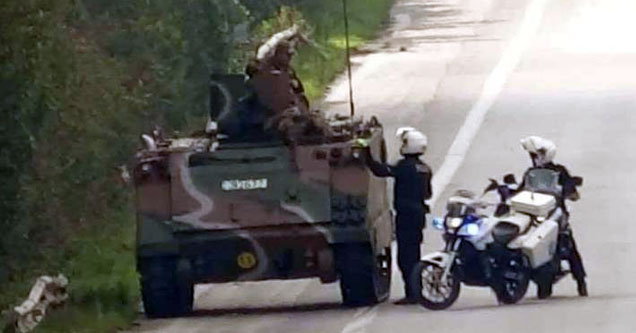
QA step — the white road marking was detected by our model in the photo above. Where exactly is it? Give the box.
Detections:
[340,0,550,332]
[341,307,379,333]
[429,0,550,207]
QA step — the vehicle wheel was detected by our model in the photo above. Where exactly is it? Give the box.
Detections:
[409,261,460,310]
[336,243,390,306]
[376,247,392,300]
[139,257,194,318]
[496,254,530,304]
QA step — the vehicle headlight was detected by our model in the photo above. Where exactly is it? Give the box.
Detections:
[465,223,480,236]
[446,217,463,229]
[141,163,152,173]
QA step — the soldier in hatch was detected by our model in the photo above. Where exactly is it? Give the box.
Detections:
[242,26,329,142]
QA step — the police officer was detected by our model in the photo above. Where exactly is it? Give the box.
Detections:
[519,136,588,297]
[363,127,433,304]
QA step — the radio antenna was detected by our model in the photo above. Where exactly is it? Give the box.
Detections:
[342,0,355,119]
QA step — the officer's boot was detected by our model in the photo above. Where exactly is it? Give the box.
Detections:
[577,279,588,297]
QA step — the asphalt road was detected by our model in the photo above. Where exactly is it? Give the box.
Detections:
[130,0,636,331]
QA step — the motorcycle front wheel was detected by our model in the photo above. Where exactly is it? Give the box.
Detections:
[409,261,460,310]
[495,254,531,304]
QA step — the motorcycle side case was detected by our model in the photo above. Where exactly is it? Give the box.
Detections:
[518,220,559,268]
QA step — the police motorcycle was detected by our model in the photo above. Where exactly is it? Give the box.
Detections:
[410,173,566,310]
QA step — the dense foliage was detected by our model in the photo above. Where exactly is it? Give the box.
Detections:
[0,0,392,330]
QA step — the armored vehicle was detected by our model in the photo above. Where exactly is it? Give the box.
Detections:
[134,73,393,318]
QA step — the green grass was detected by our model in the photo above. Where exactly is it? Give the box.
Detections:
[251,0,393,102]
[38,212,138,333]
[1,209,138,333]
[34,303,137,333]
[294,0,394,101]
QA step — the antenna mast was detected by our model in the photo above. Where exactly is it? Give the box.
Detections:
[342,0,355,119]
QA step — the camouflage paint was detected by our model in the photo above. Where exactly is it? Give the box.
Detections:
[134,78,391,283]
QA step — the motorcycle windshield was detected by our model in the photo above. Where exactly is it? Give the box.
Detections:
[523,169,561,196]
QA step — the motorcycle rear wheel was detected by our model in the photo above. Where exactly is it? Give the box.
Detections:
[409,261,460,310]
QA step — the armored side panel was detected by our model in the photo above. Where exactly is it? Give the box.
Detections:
[168,144,329,229]
[135,126,391,278]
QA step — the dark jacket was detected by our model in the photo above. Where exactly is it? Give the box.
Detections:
[365,151,433,214]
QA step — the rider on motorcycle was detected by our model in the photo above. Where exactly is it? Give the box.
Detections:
[519,136,588,297]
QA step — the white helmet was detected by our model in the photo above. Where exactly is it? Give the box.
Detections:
[520,136,556,167]
[396,127,428,155]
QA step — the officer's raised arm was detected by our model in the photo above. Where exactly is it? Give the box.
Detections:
[364,147,394,178]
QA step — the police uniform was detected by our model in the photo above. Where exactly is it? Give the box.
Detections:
[365,151,432,301]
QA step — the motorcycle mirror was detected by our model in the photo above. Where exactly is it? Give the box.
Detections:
[503,173,517,185]
[483,179,498,194]
[432,217,445,231]
[573,176,583,186]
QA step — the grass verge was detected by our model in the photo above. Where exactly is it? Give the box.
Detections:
[295,0,394,101]
[2,1,393,332]
[2,209,138,333]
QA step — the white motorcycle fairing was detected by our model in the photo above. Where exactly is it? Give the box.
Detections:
[420,251,452,268]
[468,214,530,251]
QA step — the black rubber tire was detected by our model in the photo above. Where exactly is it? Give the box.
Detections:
[336,243,390,307]
[139,257,194,318]
[409,261,460,310]
[377,247,392,301]
[496,254,530,304]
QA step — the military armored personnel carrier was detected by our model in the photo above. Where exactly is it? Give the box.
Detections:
[134,90,392,317]
[134,28,392,318]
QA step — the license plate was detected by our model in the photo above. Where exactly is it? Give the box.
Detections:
[221,178,268,191]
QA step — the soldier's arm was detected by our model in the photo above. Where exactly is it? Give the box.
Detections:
[256,25,300,60]
[364,149,394,177]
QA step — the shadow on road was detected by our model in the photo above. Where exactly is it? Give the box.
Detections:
[191,301,346,317]
[448,293,636,313]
